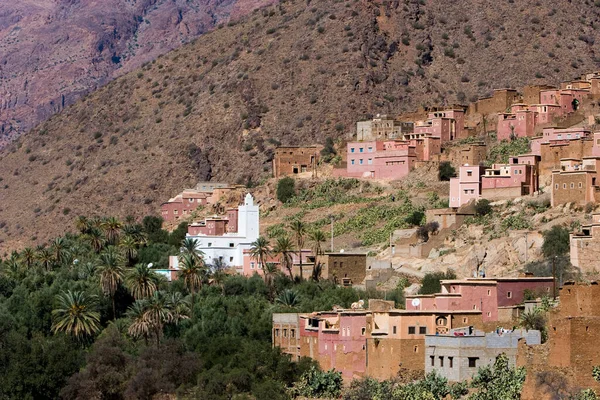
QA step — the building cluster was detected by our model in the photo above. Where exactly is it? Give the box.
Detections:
[273,276,552,381]
[160,182,237,222]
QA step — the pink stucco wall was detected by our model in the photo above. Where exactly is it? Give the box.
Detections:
[345,141,416,179]
[495,279,553,307]
[497,110,536,141]
[241,249,312,277]
[318,314,367,380]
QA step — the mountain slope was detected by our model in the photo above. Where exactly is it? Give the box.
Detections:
[3,0,600,251]
[0,0,276,147]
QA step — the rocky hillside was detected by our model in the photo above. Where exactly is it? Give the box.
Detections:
[4,0,600,250]
[0,0,276,146]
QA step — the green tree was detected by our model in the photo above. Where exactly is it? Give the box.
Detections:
[277,177,296,203]
[419,269,457,295]
[290,366,342,398]
[52,291,101,339]
[126,263,159,299]
[36,246,54,271]
[276,289,301,308]
[178,252,204,317]
[469,353,526,400]
[320,137,337,163]
[289,219,306,281]
[119,234,139,266]
[127,300,152,345]
[520,307,547,342]
[20,247,36,269]
[274,236,295,279]
[102,217,123,245]
[309,229,326,281]
[475,199,492,216]
[250,236,271,270]
[438,161,456,181]
[97,247,125,319]
[542,225,570,258]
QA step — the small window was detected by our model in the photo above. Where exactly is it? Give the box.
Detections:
[467,171,473,177]
[487,289,491,296]
[408,326,416,334]
[463,317,468,323]
[419,326,427,335]
[359,148,364,153]
[414,345,419,353]
[208,243,212,247]
[291,329,295,338]
[393,326,397,334]
[570,183,575,189]
[275,329,280,337]
[449,357,454,368]
[468,357,478,368]
[351,160,355,165]
[563,183,567,189]
[430,356,435,366]
[555,184,559,189]
[250,262,255,270]
[439,356,444,367]
[351,148,355,153]
[361,327,366,336]
[229,243,234,248]
[229,257,233,262]
[283,329,287,337]
[359,159,364,165]
[487,312,491,317]
[579,182,583,188]
[507,291,512,299]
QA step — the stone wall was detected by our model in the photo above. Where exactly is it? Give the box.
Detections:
[322,253,367,285]
[272,146,321,178]
[366,338,424,379]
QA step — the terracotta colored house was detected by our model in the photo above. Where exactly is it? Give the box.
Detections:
[272,146,322,178]
[160,182,233,222]
[356,115,414,141]
[405,277,554,322]
[570,213,600,270]
[241,249,313,278]
[410,109,465,143]
[496,109,536,141]
[449,165,487,208]
[551,157,600,207]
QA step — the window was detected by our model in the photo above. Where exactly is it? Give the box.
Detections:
[414,345,419,353]
[507,291,512,299]
[250,262,255,270]
[449,357,454,368]
[419,326,427,334]
[408,326,416,334]
[393,326,397,334]
[368,158,373,165]
[430,356,435,367]
[563,183,567,189]
[229,243,234,248]
[467,171,473,177]
[468,357,479,368]
[555,184,559,189]
[570,183,575,189]
[275,329,280,337]
[361,327,366,336]
[359,159,364,165]
[351,160,355,165]
[291,329,295,338]
[359,148,364,153]
[579,182,583,188]
[229,257,233,262]
[368,147,373,152]
[439,356,444,367]
[351,148,355,153]
[283,329,287,337]
[487,289,491,296]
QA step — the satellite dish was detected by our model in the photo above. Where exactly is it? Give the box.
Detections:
[411,298,421,308]
[148,263,154,268]
[340,249,345,253]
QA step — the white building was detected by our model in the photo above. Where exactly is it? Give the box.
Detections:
[169,193,259,270]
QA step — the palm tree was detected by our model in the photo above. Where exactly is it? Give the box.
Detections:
[276,289,301,308]
[250,236,271,270]
[127,300,152,345]
[273,236,295,279]
[123,224,147,245]
[520,308,546,332]
[36,246,54,271]
[125,263,159,299]
[145,291,171,347]
[167,292,191,325]
[119,235,139,266]
[102,217,123,245]
[75,216,91,235]
[51,237,71,267]
[309,229,326,281]
[289,219,306,281]
[86,227,106,253]
[51,290,101,339]
[20,247,36,269]
[97,247,125,319]
[178,252,204,317]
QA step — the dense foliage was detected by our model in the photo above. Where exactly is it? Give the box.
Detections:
[438,161,456,181]
[419,269,457,295]
[542,225,571,258]
[277,177,296,203]
[0,215,400,399]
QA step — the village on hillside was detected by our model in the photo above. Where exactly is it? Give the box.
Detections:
[156,70,600,397]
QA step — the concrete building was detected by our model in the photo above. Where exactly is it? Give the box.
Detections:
[551,157,600,207]
[160,182,233,222]
[273,146,322,178]
[449,165,487,208]
[570,213,600,270]
[169,193,259,270]
[410,109,466,143]
[426,328,541,382]
[406,277,554,322]
[356,115,414,141]
[241,249,313,278]
[273,313,302,361]
[497,109,537,141]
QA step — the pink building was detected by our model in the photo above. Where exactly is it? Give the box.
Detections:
[409,109,465,143]
[241,249,313,277]
[406,277,554,322]
[187,208,239,236]
[531,127,591,156]
[449,165,487,208]
[344,140,417,179]
[161,183,233,222]
[481,159,538,199]
[496,109,536,141]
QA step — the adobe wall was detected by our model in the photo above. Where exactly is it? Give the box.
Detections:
[551,173,591,206]
[471,91,520,116]
[570,236,600,270]
[365,338,425,380]
[481,187,522,201]
[539,139,593,179]
[273,147,321,178]
[322,254,367,285]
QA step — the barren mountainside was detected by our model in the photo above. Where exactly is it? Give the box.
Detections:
[0,0,276,146]
[4,0,600,251]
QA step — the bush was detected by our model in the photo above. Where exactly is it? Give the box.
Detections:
[290,366,342,398]
[438,162,456,181]
[475,199,492,216]
[542,225,570,258]
[419,269,457,295]
[321,137,337,162]
[277,177,296,203]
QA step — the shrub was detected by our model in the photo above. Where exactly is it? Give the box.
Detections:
[290,366,342,398]
[475,199,492,216]
[419,269,457,294]
[277,177,296,203]
[438,161,456,181]
[320,137,337,162]
[542,225,570,258]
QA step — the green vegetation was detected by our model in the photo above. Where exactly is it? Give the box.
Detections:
[475,199,492,216]
[277,177,296,203]
[419,269,457,295]
[542,225,570,258]
[0,214,406,399]
[486,138,531,165]
[438,161,456,181]
[320,137,337,163]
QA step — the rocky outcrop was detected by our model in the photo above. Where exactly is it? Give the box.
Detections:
[0,0,276,147]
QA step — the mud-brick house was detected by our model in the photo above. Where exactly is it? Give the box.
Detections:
[550,157,600,207]
[272,146,322,178]
[570,213,600,271]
